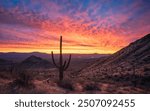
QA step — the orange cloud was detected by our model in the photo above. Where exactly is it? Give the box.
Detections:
[0,0,149,54]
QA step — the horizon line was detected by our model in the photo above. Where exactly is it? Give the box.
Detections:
[0,51,112,55]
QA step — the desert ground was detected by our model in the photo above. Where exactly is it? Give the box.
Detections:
[0,56,149,94]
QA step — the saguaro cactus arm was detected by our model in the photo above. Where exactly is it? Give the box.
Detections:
[51,51,59,68]
[63,60,67,68]
[63,54,71,71]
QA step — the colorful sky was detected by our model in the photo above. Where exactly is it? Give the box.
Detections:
[0,0,150,54]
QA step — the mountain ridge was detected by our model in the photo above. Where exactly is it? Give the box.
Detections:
[79,33,150,78]
[0,52,109,62]
[20,55,54,69]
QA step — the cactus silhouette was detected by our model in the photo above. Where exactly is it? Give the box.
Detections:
[51,36,71,81]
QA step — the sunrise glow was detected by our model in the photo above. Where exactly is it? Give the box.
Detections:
[0,0,150,54]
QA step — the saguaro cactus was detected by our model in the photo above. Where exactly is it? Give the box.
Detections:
[51,36,71,81]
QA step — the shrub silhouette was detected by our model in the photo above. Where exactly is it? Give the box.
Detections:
[10,67,33,89]
[84,82,100,91]
[57,80,74,91]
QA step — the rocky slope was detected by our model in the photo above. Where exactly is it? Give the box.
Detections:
[79,34,150,80]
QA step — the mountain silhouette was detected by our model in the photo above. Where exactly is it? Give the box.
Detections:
[0,58,13,71]
[103,33,150,65]
[20,55,53,69]
[0,58,12,65]
[79,34,150,77]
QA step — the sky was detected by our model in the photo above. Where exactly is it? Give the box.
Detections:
[0,0,150,54]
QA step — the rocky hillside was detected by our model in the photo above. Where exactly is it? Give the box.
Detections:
[79,34,150,79]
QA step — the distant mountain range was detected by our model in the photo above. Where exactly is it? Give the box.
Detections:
[0,52,109,62]
[0,52,51,62]
[79,33,150,77]
[0,55,54,70]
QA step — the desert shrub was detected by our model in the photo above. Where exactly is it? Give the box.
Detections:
[11,71,33,88]
[131,80,137,87]
[84,82,100,91]
[140,76,150,86]
[57,80,74,91]
[18,72,31,86]
[144,67,150,72]
[129,75,150,87]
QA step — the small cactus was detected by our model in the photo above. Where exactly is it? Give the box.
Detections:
[51,36,71,81]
